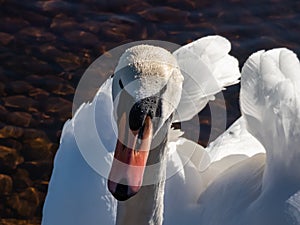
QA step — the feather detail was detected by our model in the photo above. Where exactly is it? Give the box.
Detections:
[241,48,300,190]
[173,35,240,122]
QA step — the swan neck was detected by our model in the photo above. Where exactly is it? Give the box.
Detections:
[116,130,168,225]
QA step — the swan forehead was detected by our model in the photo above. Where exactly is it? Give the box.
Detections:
[118,44,179,77]
[115,45,183,100]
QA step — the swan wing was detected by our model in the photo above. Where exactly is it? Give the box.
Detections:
[238,48,300,224]
[241,48,300,166]
[42,121,117,225]
[206,116,265,163]
[197,153,266,225]
[173,35,240,122]
[42,79,117,225]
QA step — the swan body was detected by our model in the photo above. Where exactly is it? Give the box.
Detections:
[42,37,300,225]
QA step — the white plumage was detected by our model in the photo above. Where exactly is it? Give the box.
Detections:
[196,48,300,225]
[42,38,300,225]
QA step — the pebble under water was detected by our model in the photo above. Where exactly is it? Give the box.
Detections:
[0,0,300,224]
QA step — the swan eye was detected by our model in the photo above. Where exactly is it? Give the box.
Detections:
[119,79,124,89]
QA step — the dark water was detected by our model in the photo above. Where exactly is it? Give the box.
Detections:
[0,0,299,223]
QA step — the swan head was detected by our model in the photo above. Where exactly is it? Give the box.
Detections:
[108,45,183,201]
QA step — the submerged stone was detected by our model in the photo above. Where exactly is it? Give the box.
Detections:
[6,187,40,218]
[0,145,23,171]
[0,174,13,196]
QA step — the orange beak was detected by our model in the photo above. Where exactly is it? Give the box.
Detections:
[108,114,153,201]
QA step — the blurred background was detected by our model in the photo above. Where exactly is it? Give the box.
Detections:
[0,0,299,224]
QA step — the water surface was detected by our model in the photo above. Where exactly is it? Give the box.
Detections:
[0,0,299,223]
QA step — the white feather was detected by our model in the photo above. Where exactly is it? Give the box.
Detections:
[173,35,240,122]
[206,117,265,163]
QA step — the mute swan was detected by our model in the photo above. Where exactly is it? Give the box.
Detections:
[42,37,300,225]
[42,35,240,225]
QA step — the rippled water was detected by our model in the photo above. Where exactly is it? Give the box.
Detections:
[0,0,299,222]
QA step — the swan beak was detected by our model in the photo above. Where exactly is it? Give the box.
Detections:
[108,115,153,201]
